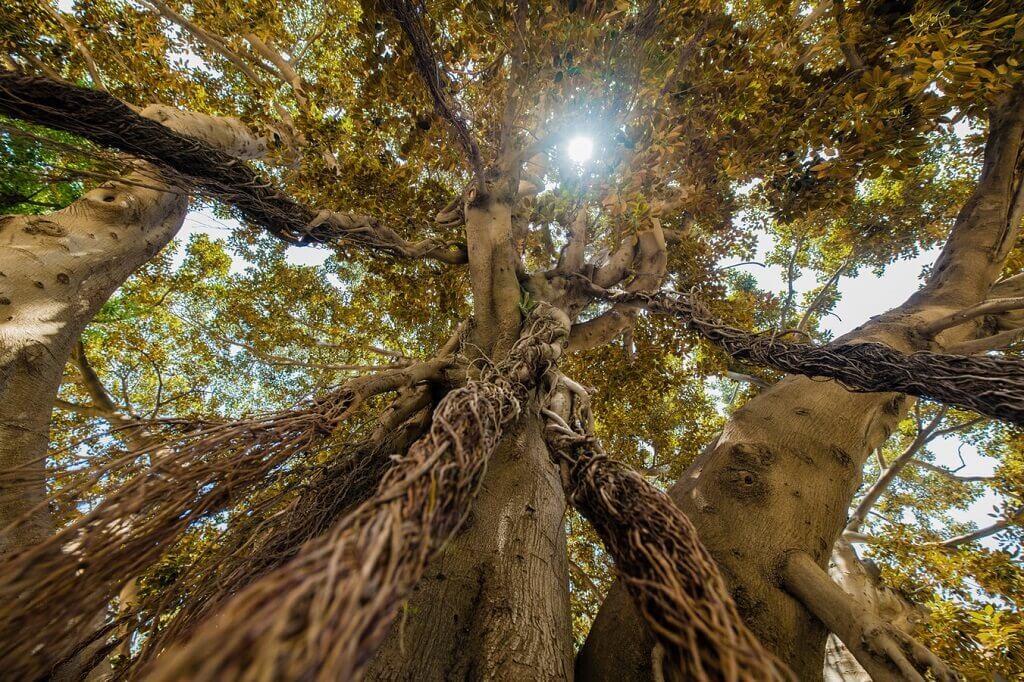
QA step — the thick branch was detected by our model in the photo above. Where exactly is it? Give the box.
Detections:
[542,396,793,681]
[911,85,1024,308]
[0,73,467,263]
[780,551,956,681]
[569,224,667,350]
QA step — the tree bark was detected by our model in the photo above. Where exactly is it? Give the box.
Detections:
[368,175,573,679]
[0,106,267,554]
[365,413,572,680]
[579,88,1024,680]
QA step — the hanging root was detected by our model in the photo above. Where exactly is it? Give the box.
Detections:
[127,390,437,673]
[576,279,1024,426]
[141,303,570,681]
[541,381,794,682]
[0,360,447,680]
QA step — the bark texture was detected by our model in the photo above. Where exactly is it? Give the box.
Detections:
[579,88,1024,680]
[366,413,572,681]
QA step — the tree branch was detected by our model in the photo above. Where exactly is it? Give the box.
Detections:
[910,459,994,483]
[573,279,1024,426]
[910,84,1024,309]
[141,0,265,88]
[0,73,468,264]
[846,406,948,532]
[934,516,1014,548]
[831,0,864,70]
[44,4,106,91]
[381,0,484,181]
[797,253,854,332]
[780,551,956,681]
[921,296,1024,336]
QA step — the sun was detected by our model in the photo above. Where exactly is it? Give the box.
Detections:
[567,135,594,164]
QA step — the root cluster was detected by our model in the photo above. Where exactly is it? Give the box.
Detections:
[139,304,569,681]
[543,402,795,681]
[0,363,443,679]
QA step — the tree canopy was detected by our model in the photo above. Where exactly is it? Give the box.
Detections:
[1,0,1023,679]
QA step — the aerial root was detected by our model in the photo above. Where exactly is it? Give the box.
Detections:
[542,380,795,682]
[0,360,447,680]
[576,278,1024,426]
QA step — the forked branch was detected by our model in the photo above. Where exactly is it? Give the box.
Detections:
[780,551,957,681]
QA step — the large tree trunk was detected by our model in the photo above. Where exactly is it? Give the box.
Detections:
[0,106,267,554]
[367,181,573,680]
[366,413,572,680]
[579,89,1024,680]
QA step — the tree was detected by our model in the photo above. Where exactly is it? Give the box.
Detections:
[0,0,1022,680]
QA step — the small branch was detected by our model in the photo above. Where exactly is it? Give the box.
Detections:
[797,254,853,332]
[381,0,484,181]
[243,33,308,110]
[44,4,106,91]
[725,370,770,389]
[934,517,1013,548]
[910,459,994,483]
[73,340,124,416]
[921,297,1024,336]
[568,559,603,596]
[142,0,265,88]
[777,235,806,331]
[54,399,124,422]
[846,406,948,531]
[841,530,877,545]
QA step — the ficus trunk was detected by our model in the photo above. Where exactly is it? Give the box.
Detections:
[366,413,573,680]
[578,88,1024,680]
[367,181,573,680]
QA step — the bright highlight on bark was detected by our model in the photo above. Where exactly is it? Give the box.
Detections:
[567,135,593,164]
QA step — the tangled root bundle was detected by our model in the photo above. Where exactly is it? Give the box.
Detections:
[130,403,434,671]
[591,285,1024,426]
[142,304,569,681]
[543,407,794,682]
[0,362,444,680]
